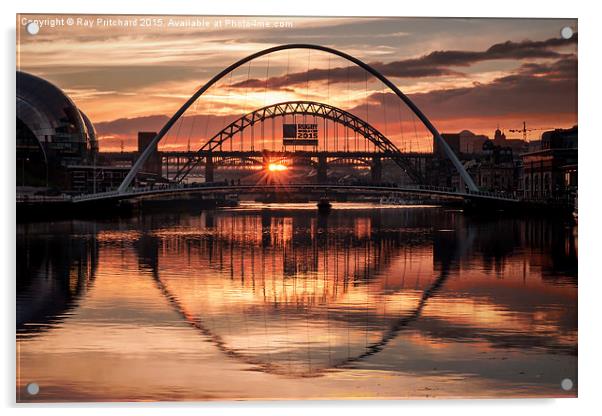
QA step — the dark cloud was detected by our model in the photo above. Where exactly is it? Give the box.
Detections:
[95,114,170,136]
[232,35,577,88]
[232,64,459,89]
[95,113,239,140]
[96,56,576,144]
[347,56,577,123]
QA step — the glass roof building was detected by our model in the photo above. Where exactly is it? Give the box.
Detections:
[17,71,97,186]
[16,71,98,188]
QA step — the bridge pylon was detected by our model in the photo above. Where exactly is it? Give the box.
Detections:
[371,156,382,184]
[205,154,214,183]
[317,155,328,184]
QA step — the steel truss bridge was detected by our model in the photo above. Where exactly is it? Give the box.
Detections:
[170,100,427,184]
[82,43,517,204]
[105,149,432,184]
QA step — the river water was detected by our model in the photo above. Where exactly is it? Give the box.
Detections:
[16,203,578,401]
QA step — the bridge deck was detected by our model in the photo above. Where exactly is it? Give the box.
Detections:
[72,183,519,204]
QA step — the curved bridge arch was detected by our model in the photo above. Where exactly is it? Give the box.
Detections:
[151,252,451,378]
[214,155,264,168]
[172,100,423,183]
[321,156,373,168]
[144,218,476,378]
[118,44,478,193]
[301,156,377,169]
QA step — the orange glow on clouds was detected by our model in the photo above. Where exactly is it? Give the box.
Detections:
[17,14,577,153]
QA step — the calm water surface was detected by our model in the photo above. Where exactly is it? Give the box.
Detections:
[16,203,578,401]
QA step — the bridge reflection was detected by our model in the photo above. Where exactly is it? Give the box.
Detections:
[17,207,578,379]
[133,208,576,376]
[134,209,452,376]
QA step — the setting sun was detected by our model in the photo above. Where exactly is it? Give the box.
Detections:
[15,12,579,403]
[267,163,288,172]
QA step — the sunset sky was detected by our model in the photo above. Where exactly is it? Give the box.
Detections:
[17,15,577,152]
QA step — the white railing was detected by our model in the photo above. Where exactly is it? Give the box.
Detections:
[16,194,73,203]
[72,190,120,202]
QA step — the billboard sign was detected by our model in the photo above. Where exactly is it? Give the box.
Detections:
[283,123,318,146]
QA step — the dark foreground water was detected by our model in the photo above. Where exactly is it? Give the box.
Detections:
[16,203,577,401]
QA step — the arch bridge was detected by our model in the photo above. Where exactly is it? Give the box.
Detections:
[117,43,479,195]
[171,100,426,185]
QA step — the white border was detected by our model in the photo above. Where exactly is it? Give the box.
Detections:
[2,0,599,414]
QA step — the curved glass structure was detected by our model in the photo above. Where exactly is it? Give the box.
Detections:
[17,71,96,166]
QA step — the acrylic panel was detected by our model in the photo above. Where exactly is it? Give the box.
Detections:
[16,14,578,402]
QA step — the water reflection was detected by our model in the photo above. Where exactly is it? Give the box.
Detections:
[16,205,578,400]
[17,221,98,338]
[146,210,456,376]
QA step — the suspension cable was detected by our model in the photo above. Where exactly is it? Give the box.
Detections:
[263,54,271,152]
[346,65,350,152]
[186,97,199,154]
[240,61,252,152]
[382,86,388,138]
[411,110,419,153]
[396,91,404,152]
[283,50,291,152]
[326,55,331,151]
[171,109,185,150]
[364,71,369,152]
[305,49,311,101]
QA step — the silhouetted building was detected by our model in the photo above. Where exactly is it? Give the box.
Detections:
[541,127,578,150]
[468,141,517,193]
[67,165,130,194]
[520,126,577,202]
[459,130,489,154]
[429,133,462,189]
[431,129,522,192]
[137,131,162,176]
[435,133,461,157]
[493,127,529,155]
[527,140,542,153]
[493,127,506,143]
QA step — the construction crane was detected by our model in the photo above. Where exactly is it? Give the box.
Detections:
[509,121,552,141]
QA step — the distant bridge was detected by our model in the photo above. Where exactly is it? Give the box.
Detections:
[72,182,518,204]
[103,149,433,184]
[79,44,521,205]
[170,100,427,184]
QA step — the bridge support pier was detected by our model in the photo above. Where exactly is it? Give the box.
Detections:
[317,155,328,184]
[205,154,214,183]
[371,156,382,184]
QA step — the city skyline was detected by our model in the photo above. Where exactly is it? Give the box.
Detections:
[18,15,577,152]
[16,13,579,402]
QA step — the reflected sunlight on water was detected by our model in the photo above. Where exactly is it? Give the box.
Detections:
[16,204,577,401]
